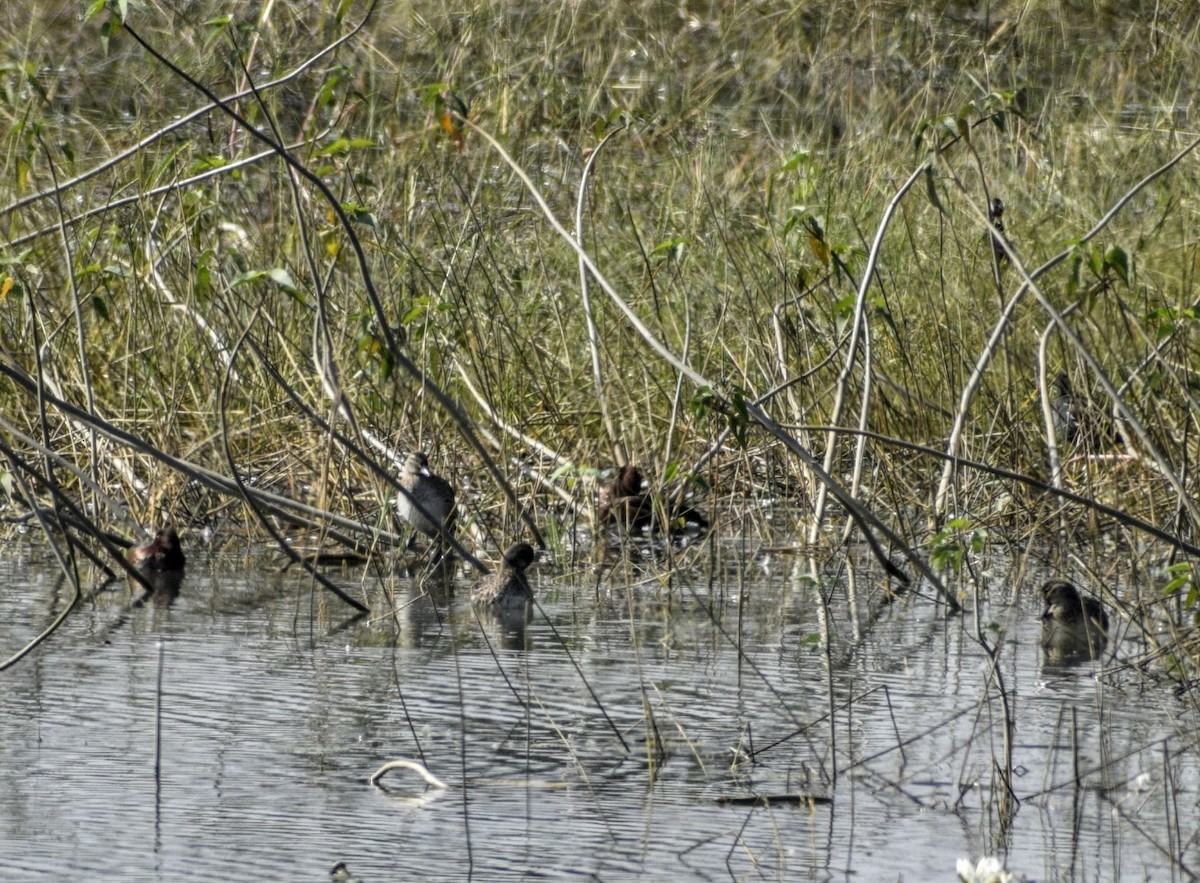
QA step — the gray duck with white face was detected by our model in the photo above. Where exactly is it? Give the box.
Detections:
[1041,578,1109,662]
[471,542,536,612]
[395,452,456,550]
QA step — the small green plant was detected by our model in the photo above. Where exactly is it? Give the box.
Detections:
[1066,240,1131,300]
[913,90,1020,153]
[1165,562,1199,622]
[691,386,750,448]
[931,517,987,577]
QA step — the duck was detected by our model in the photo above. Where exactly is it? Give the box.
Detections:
[1048,373,1121,449]
[598,464,709,534]
[329,862,362,883]
[395,452,457,556]
[1050,372,1080,443]
[471,542,536,612]
[1040,578,1108,662]
[127,526,185,572]
[598,464,653,531]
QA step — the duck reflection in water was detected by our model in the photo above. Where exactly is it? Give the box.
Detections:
[1041,578,1108,664]
[471,542,536,623]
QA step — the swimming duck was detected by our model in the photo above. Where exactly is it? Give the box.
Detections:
[471,542,536,612]
[395,452,457,556]
[1040,578,1108,662]
[127,526,185,572]
[330,861,362,883]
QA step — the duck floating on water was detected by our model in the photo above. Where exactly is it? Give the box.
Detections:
[127,526,185,572]
[1040,578,1108,663]
[471,542,536,615]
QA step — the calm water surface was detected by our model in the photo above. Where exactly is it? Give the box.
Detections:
[1,539,1195,881]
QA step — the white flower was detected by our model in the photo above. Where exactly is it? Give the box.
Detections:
[957,856,1013,883]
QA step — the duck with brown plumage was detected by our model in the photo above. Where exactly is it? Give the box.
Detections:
[471,542,537,624]
[1040,578,1109,664]
[597,465,709,537]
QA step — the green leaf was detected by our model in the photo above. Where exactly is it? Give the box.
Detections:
[83,0,107,23]
[651,236,686,259]
[318,137,377,158]
[316,68,348,108]
[924,164,945,214]
[99,16,120,54]
[1105,245,1130,285]
[832,293,856,324]
[189,155,227,174]
[1164,562,1196,601]
[912,118,931,152]
[690,387,714,422]
[319,138,351,157]
[194,257,212,301]
[779,148,813,173]
[203,15,231,47]
[268,267,298,294]
[727,386,750,448]
[341,203,378,228]
[91,294,110,320]
[1066,254,1082,297]
[231,269,268,287]
[931,517,980,575]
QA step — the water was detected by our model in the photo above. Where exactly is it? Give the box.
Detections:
[1,540,1196,881]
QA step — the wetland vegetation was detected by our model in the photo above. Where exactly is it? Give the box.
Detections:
[2,0,1200,878]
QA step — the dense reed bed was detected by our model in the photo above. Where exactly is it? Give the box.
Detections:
[1,2,1198,671]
